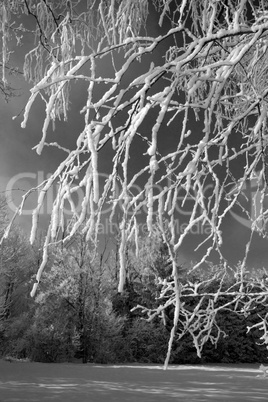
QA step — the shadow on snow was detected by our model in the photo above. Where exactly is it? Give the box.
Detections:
[0,361,267,401]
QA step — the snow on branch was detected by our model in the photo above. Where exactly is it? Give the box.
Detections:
[3,0,268,367]
[132,262,268,368]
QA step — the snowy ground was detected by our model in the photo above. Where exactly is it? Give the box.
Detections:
[0,360,267,401]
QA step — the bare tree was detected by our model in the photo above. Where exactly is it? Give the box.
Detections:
[2,0,268,367]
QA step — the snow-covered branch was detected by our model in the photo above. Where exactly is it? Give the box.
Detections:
[3,0,268,367]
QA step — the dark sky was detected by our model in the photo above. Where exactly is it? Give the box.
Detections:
[1,7,268,271]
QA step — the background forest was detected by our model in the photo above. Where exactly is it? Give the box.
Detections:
[1,196,268,365]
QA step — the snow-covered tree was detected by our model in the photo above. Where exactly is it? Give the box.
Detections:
[31,232,122,363]
[2,0,268,367]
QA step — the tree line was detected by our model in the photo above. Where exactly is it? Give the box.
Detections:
[0,199,268,365]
